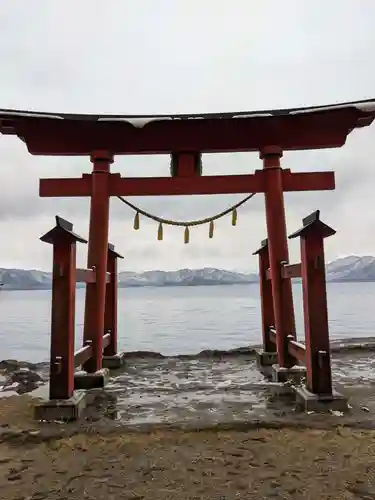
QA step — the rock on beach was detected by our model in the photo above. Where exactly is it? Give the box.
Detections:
[0,360,45,395]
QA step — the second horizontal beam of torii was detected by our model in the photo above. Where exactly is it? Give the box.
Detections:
[39,169,334,197]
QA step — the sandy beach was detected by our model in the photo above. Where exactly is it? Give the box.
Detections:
[0,394,375,499]
[1,424,375,499]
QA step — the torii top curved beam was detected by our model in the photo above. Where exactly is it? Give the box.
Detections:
[0,99,374,156]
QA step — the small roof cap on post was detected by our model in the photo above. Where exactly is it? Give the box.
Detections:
[40,215,87,245]
[108,242,124,259]
[288,210,336,240]
[252,238,269,255]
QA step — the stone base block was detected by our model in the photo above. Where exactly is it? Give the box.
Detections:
[255,350,278,377]
[272,364,306,385]
[102,352,126,370]
[294,385,348,413]
[34,390,87,422]
[74,368,110,390]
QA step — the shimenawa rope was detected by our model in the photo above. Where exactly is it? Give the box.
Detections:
[117,193,256,243]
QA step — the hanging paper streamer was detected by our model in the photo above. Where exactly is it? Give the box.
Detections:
[184,226,190,244]
[157,222,163,241]
[232,208,237,226]
[134,211,140,230]
[209,220,214,239]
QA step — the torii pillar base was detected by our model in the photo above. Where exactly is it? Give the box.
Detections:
[102,352,127,370]
[34,390,88,422]
[255,349,277,377]
[294,386,348,413]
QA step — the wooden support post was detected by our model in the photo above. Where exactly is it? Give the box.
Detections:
[261,146,297,368]
[40,216,87,400]
[253,239,275,352]
[289,210,336,395]
[83,151,113,373]
[281,263,301,279]
[103,243,124,357]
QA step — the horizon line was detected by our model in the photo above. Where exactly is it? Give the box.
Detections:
[1,254,375,275]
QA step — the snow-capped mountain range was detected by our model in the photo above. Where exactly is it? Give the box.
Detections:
[0,256,374,290]
[326,255,375,282]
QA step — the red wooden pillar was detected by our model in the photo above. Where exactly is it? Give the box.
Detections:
[83,151,113,373]
[289,210,335,395]
[253,238,275,352]
[261,146,297,367]
[40,216,87,399]
[103,243,124,357]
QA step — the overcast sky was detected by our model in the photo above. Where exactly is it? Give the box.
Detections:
[0,0,375,272]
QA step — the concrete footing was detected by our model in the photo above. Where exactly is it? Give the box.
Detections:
[34,390,88,422]
[255,350,278,377]
[294,385,348,413]
[74,368,110,390]
[272,364,307,384]
[102,352,126,370]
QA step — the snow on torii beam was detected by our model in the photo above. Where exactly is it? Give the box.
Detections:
[1,98,375,155]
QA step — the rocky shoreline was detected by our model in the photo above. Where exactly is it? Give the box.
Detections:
[0,360,48,395]
[1,337,375,396]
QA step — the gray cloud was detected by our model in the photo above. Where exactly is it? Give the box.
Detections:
[0,1,375,272]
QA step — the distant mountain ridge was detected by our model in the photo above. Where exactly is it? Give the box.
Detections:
[0,255,374,290]
[326,255,375,282]
[118,268,257,287]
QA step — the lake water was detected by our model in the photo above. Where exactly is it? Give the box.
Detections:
[0,282,374,363]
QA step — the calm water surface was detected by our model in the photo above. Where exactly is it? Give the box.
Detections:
[0,282,374,363]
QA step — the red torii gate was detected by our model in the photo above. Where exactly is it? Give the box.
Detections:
[39,147,336,373]
[1,99,375,417]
